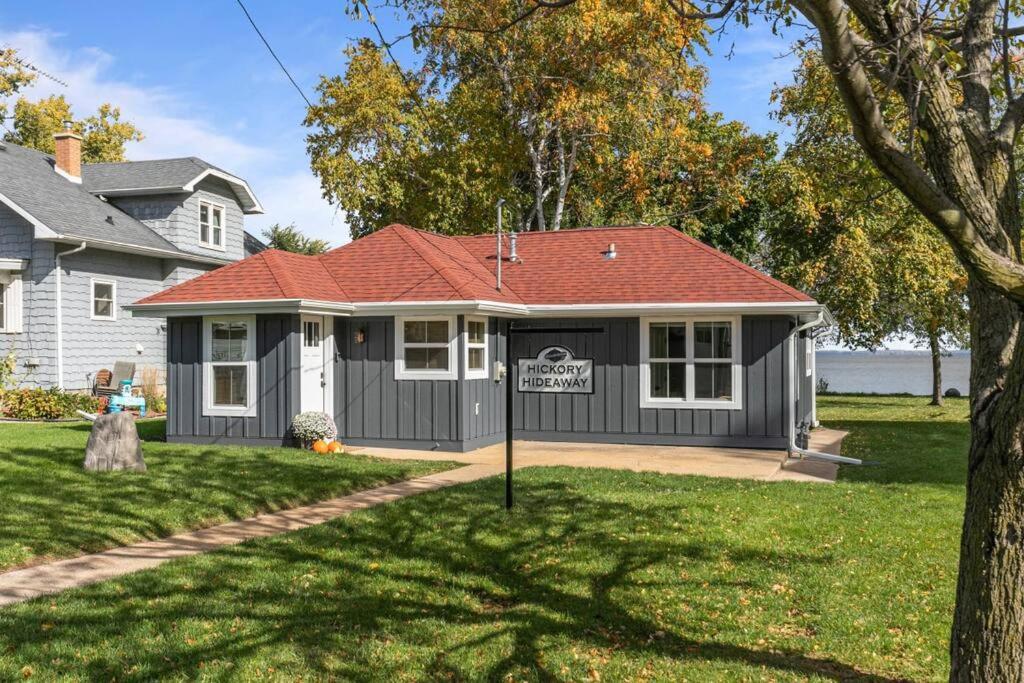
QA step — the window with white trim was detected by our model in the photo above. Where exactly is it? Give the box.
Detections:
[198,200,225,249]
[640,317,742,410]
[395,316,456,380]
[203,316,257,416]
[91,279,117,321]
[0,269,23,334]
[465,316,488,379]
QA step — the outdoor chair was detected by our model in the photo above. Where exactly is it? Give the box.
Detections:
[94,362,136,397]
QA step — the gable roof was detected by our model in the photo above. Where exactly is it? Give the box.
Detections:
[134,224,816,312]
[81,157,264,214]
[0,142,205,258]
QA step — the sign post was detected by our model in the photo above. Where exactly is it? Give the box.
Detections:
[504,322,603,510]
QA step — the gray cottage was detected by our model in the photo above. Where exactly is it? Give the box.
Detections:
[130,224,830,453]
[0,131,265,390]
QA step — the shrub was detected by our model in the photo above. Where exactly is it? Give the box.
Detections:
[816,376,831,395]
[140,366,167,414]
[0,388,100,420]
[291,411,337,447]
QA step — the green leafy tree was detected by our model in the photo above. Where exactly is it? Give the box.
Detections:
[758,51,969,404]
[3,95,143,163]
[527,0,1024,673]
[307,4,771,242]
[261,223,330,255]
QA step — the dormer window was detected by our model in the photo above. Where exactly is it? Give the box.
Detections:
[198,200,225,250]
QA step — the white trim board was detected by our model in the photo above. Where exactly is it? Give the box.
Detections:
[129,298,831,321]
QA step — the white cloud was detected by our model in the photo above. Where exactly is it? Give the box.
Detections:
[0,29,267,167]
[0,28,348,245]
[246,172,351,247]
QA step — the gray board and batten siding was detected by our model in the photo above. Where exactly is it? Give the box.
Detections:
[507,317,804,449]
[332,316,507,451]
[165,315,300,446]
[165,313,810,451]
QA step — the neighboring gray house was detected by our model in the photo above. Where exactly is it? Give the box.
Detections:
[0,130,266,391]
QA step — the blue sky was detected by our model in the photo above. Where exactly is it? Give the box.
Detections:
[0,1,803,248]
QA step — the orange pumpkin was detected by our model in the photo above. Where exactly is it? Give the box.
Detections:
[328,441,343,454]
[312,440,330,454]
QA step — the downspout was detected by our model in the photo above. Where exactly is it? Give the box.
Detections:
[786,311,864,466]
[55,241,87,390]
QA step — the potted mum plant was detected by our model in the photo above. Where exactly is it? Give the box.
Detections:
[290,411,338,451]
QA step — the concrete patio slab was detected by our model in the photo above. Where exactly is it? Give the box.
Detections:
[350,428,847,484]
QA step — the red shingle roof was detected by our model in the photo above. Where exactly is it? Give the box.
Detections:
[135,224,813,307]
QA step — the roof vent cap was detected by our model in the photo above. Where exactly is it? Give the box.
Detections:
[604,242,617,260]
[105,215,115,225]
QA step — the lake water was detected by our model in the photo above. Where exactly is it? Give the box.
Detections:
[816,350,970,396]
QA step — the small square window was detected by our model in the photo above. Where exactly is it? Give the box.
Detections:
[213,365,248,406]
[396,317,456,380]
[91,281,116,321]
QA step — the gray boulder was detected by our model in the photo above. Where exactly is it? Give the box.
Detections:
[83,412,147,473]
[945,387,962,398]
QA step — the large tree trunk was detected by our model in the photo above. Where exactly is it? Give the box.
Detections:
[949,282,1024,680]
[929,328,944,406]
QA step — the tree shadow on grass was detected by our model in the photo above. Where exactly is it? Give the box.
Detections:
[1,474,909,681]
[0,429,443,570]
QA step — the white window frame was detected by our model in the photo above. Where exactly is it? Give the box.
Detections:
[90,278,117,322]
[640,316,743,410]
[0,269,24,334]
[395,315,457,381]
[202,315,258,417]
[198,200,227,251]
[464,316,489,380]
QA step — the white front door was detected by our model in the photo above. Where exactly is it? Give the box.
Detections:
[301,315,328,413]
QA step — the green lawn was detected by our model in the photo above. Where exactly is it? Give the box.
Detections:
[0,419,452,571]
[0,397,968,681]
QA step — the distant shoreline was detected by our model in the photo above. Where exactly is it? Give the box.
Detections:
[816,350,970,394]
[818,349,970,355]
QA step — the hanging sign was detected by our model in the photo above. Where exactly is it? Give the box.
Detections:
[517,346,594,394]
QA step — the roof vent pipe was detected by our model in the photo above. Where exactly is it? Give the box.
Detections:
[509,231,518,262]
[496,198,505,291]
[604,242,617,260]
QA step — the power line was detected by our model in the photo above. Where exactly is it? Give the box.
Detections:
[1,46,69,87]
[234,0,313,108]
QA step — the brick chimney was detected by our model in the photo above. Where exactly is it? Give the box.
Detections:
[53,121,82,182]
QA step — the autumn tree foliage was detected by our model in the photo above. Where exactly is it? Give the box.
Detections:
[0,48,142,163]
[525,0,1024,677]
[764,52,968,403]
[305,1,773,240]
[4,96,143,164]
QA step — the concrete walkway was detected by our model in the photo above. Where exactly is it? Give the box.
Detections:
[0,463,499,608]
[349,428,848,484]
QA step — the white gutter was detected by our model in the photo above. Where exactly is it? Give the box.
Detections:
[127,298,357,318]
[127,298,830,319]
[785,312,863,465]
[55,241,87,390]
[46,236,231,266]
